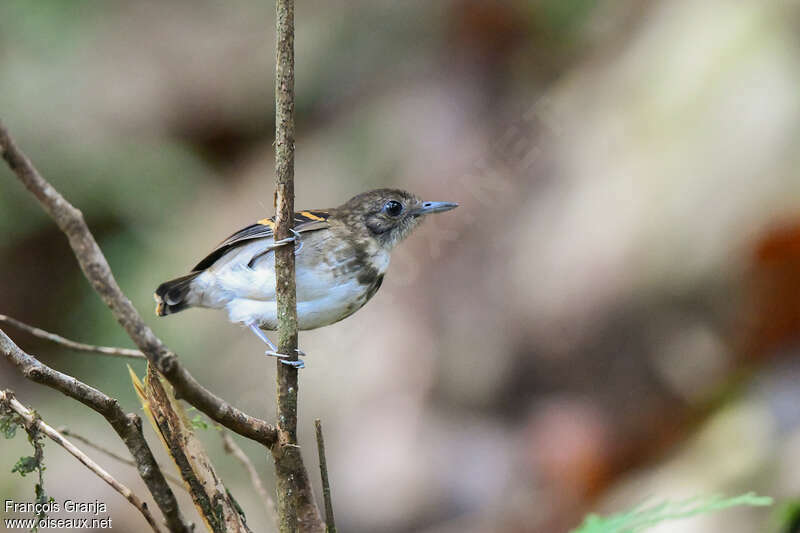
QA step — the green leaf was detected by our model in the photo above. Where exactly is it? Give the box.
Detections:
[571,493,773,533]
[775,500,800,532]
[1,413,19,438]
[2,403,50,532]
[12,456,39,477]
[190,414,209,430]
[34,483,47,503]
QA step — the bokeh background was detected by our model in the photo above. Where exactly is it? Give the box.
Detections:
[2,1,800,531]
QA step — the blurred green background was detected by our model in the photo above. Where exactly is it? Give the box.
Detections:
[2,1,800,532]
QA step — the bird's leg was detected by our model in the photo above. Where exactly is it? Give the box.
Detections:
[247,323,306,368]
[249,229,304,268]
[248,323,278,351]
[253,227,303,367]
[271,234,294,247]
[272,228,303,254]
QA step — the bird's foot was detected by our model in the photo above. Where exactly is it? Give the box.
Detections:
[280,358,305,368]
[265,348,306,368]
[248,323,306,367]
[273,228,303,254]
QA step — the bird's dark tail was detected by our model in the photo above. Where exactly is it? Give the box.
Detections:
[154,272,201,316]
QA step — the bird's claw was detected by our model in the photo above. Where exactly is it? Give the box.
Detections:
[265,350,306,368]
[272,235,295,246]
[273,228,303,254]
[264,349,306,357]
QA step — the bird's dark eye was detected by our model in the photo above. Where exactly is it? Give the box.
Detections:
[383,200,403,217]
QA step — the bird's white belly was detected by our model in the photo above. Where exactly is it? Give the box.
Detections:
[194,236,388,330]
[224,276,375,330]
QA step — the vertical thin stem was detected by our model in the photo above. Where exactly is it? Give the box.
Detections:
[273,1,323,532]
[274,0,299,419]
[315,419,336,533]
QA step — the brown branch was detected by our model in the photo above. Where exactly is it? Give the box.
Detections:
[0,390,161,533]
[272,1,325,531]
[59,427,187,489]
[0,329,192,533]
[135,365,250,533]
[0,120,278,448]
[0,314,145,359]
[222,432,278,530]
[315,419,336,533]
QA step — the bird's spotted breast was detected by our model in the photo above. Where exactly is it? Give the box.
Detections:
[353,242,383,287]
[270,232,390,330]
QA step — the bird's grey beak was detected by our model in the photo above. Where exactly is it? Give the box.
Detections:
[413,201,459,216]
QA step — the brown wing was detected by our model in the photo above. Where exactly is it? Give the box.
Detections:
[191,210,331,271]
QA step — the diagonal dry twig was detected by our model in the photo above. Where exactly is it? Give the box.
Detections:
[0,329,192,533]
[0,120,278,448]
[0,314,145,359]
[134,365,251,533]
[222,431,278,530]
[0,390,161,533]
[59,427,187,489]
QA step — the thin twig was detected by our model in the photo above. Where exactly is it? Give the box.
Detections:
[272,1,325,531]
[0,314,144,359]
[222,432,278,530]
[0,328,192,533]
[0,120,278,448]
[59,427,187,489]
[315,419,336,533]
[0,390,162,533]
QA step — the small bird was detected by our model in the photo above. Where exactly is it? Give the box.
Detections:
[154,189,457,367]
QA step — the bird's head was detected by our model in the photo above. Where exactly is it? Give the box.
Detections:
[339,188,458,249]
